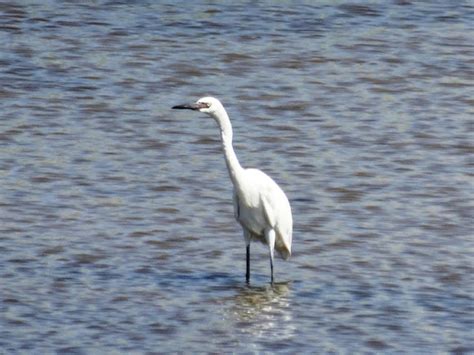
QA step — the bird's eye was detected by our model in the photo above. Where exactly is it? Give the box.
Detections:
[198,102,211,109]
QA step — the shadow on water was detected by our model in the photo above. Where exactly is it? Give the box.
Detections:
[158,270,242,290]
[158,269,291,294]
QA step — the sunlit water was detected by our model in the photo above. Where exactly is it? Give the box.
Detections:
[1,1,473,353]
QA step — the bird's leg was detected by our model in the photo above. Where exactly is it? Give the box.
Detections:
[246,244,250,283]
[265,228,276,284]
[270,253,274,284]
[243,230,251,283]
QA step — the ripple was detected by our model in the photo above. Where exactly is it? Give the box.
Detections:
[0,1,472,353]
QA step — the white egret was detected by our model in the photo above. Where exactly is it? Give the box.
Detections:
[172,97,292,283]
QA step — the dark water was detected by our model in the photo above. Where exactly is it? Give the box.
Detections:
[1,1,473,353]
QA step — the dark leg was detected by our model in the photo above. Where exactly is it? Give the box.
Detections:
[270,255,274,285]
[246,245,250,283]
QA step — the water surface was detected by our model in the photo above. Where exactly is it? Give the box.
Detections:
[1,1,473,353]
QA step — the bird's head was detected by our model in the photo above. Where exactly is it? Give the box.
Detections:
[172,96,224,117]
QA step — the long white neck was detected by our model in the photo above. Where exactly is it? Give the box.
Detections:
[211,108,244,185]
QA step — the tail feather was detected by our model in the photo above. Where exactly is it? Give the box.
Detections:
[275,232,292,260]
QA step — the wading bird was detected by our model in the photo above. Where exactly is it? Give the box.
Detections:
[172,97,292,283]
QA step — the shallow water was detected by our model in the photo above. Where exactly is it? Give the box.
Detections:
[1,1,473,353]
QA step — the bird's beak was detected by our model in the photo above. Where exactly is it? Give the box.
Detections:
[172,102,208,110]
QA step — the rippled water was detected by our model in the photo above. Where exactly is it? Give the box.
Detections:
[1,1,473,353]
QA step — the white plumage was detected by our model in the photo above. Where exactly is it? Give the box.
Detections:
[173,97,293,283]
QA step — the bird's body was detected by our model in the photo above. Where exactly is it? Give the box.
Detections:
[233,168,292,260]
[172,97,292,283]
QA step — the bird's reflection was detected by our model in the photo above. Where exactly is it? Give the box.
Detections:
[228,281,295,340]
[233,282,290,316]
